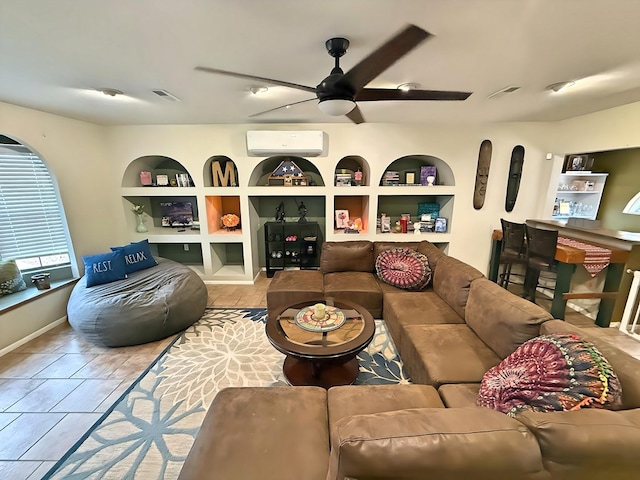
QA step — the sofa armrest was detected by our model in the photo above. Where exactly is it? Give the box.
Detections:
[516,408,640,480]
[327,407,549,480]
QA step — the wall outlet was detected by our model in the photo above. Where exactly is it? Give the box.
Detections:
[183,244,189,251]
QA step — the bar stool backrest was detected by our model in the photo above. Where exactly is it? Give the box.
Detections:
[525,225,558,270]
[500,219,526,256]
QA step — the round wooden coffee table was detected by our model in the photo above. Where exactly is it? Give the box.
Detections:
[266,299,375,389]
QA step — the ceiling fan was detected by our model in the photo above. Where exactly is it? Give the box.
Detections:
[195,24,472,124]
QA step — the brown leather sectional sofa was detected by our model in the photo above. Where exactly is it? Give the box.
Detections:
[178,240,640,480]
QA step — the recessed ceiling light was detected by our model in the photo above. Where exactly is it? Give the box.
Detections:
[487,86,521,99]
[397,82,421,92]
[545,81,575,93]
[152,89,182,102]
[249,86,269,95]
[96,88,123,97]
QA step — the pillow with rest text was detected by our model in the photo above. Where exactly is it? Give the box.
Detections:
[110,239,158,274]
[82,250,127,287]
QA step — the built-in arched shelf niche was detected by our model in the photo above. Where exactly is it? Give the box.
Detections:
[334,155,370,186]
[249,156,325,187]
[121,155,195,187]
[379,155,455,187]
[204,155,239,187]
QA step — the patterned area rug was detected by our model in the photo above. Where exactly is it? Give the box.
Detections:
[43,308,408,479]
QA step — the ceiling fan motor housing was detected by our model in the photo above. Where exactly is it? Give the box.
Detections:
[316,73,354,101]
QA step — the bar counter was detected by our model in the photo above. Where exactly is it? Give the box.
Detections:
[490,219,640,326]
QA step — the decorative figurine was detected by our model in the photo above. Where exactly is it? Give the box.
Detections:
[297,202,308,223]
[275,201,286,223]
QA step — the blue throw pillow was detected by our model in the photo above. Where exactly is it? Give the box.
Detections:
[83,250,127,287]
[110,239,158,274]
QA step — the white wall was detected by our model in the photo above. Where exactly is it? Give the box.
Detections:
[107,121,554,273]
[0,102,119,351]
[3,98,640,350]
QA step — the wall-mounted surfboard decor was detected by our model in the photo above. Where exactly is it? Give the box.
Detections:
[505,145,525,212]
[473,139,492,210]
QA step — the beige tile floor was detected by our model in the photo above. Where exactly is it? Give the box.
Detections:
[0,271,638,479]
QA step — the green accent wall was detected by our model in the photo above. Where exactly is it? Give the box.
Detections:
[593,148,640,232]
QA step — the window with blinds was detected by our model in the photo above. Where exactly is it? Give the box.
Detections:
[0,142,72,274]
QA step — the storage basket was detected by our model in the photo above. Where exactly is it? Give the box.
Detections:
[417,202,440,218]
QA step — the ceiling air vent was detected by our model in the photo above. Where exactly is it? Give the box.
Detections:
[487,86,520,99]
[152,90,181,102]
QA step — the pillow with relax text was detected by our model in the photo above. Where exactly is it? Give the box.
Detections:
[82,250,127,287]
[477,333,622,417]
[0,259,27,296]
[375,247,432,291]
[111,239,158,274]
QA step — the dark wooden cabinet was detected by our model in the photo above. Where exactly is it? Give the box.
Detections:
[264,222,321,277]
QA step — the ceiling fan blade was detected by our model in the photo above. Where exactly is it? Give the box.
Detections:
[356,88,472,102]
[339,24,432,93]
[346,104,365,124]
[248,98,317,118]
[195,66,316,93]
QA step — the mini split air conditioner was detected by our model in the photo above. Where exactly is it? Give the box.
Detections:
[246,131,325,157]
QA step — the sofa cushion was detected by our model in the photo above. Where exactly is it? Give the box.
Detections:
[266,270,324,319]
[178,387,329,480]
[438,383,481,408]
[327,407,548,480]
[465,277,552,358]
[327,384,444,443]
[542,320,640,410]
[517,408,640,480]
[373,241,421,259]
[477,334,623,416]
[416,240,447,270]
[375,247,432,291]
[432,255,484,319]
[324,272,382,318]
[320,241,374,273]
[400,324,501,386]
[383,291,464,351]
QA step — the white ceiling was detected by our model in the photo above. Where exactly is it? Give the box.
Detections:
[3,0,640,126]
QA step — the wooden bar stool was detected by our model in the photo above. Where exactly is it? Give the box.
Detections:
[523,225,559,303]
[498,219,527,289]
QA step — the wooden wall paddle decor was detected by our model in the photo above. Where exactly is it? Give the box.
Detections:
[473,139,492,210]
[505,145,525,212]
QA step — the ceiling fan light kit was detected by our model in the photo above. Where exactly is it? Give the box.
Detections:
[196,24,472,123]
[318,98,356,116]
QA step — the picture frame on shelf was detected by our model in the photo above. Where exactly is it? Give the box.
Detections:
[420,166,437,186]
[563,155,594,172]
[160,201,194,228]
[403,170,417,185]
[156,174,169,186]
[434,217,447,232]
[335,209,349,229]
[140,171,152,186]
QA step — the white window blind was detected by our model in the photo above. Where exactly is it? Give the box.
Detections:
[0,146,70,264]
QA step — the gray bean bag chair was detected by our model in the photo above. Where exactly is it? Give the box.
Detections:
[68,257,207,347]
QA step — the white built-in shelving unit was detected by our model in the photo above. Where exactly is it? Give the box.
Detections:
[120,153,455,283]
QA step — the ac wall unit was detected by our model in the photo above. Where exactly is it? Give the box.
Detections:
[246,131,325,157]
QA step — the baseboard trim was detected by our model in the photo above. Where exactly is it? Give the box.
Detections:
[0,316,68,357]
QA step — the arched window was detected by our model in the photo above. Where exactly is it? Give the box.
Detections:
[0,135,73,282]
[623,192,640,215]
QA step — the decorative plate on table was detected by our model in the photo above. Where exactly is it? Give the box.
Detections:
[295,305,346,332]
